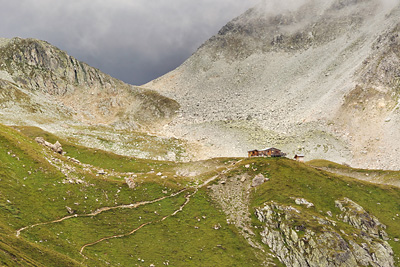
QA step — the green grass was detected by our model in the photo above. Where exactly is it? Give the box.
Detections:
[14,126,227,176]
[308,159,400,185]
[235,157,400,264]
[83,189,262,266]
[14,125,169,173]
[0,124,260,266]
[2,124,400,266]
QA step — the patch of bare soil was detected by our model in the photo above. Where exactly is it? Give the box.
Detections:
[209,173,276,266]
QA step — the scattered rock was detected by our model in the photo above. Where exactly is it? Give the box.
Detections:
[35,137,63,154]
[294,198,314,208]
[68,157,81,164]
[125,177,136,189]
[65,206,74,214]
[252,174,267,187]
[213,223,221,230]
[97,170,106,175]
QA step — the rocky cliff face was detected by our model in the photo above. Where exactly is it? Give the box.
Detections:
[255,198,394,266]
[145,0,400,170]
[0,37,179,130]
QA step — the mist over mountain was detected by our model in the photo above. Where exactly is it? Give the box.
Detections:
[0,0,261,85]
[146,0,400,170]
[1,1,400,266]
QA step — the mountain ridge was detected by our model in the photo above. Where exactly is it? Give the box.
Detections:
[0,37,194,161]
[145,0,400,170]
[0,37,179,131]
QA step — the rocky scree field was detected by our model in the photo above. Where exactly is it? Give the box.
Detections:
[145,0,400,170]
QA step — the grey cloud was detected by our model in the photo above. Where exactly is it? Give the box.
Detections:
[7,0,396,85]
[0,0,262,84]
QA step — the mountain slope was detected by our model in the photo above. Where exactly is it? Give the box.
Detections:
[0,37,192,161]
[145,0,400,170]
[1,123,399,266]
[0,37,179,131]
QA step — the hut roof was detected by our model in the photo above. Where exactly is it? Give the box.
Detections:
[262,147,281,151]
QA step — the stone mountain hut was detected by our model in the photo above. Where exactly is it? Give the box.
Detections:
[248,147,286,158]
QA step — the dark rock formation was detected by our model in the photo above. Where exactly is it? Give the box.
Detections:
[255,198,394,266]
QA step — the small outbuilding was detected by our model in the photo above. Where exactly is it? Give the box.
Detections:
[294,154,305,162]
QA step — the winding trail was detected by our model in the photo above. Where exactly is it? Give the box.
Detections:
[16,188,187,237]
[79,189,197,256]
[79,159,243,256]
[16,158,244,259]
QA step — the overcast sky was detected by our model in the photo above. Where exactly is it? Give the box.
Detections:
[0,0,261,85]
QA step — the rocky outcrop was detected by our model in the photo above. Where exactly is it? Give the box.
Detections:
[35,137,63,154]
[0,37,179,130]
[255,198,394,266]
[335,198,389,240]
[125,177,136,189]
[251,173,269,187]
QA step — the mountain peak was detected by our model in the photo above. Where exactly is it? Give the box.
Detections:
[145,0,400,170]
[0,37,179,131]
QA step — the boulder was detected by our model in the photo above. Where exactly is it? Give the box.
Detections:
[252,174,267,187]
[35,137,63,154]
[125,177,136,189]
[294,198,314,208]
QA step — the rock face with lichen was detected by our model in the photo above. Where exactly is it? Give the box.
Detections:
[255,198,394,267]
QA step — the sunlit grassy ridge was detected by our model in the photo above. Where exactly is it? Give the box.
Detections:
[0,124,262,266]
[1,124,400,266]
[308,159,400,186]
[242,158,400,264]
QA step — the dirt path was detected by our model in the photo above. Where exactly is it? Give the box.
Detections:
[80,189,197,256]
[199,159,244,187]
[17,159,244,259]
[80,160,243,256]
[314,166,400,188]
[16,188,187,237]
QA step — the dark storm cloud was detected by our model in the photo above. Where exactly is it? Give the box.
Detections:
[1,0,398,85]
[0,0,261,85]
